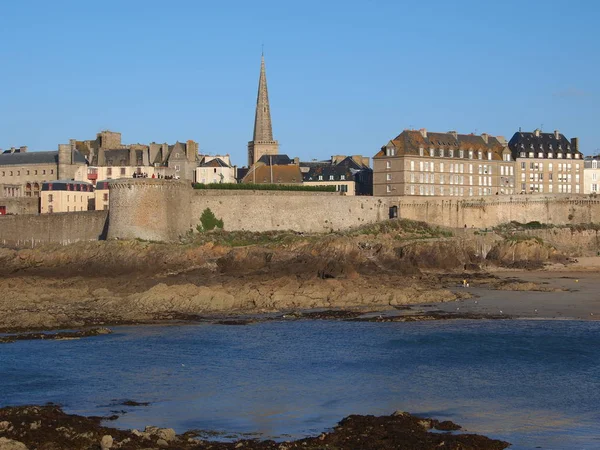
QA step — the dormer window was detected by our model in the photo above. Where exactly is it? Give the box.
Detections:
[487,151,492,161]
[386,146,395,156]
[478,151,482,160]
[575,154,580,159]
[528,152,534,158]
[429,148,435,157]
[549,144,553,151]
[520,152,526,158]
[440,149,444,158]
[459,150,464,158]
[538,152,544,158]
[419,148,424,157]
[329,175,335,180]
[558,153,563,159]
[548,153,553,158]
[567,153,572,159]
[468,150,473,159]
[593,161,598,169]
[449,149,454,158]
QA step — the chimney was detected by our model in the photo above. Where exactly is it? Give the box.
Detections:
[554,130,560,139]
[293,157,300,165]
[534,129,541,137]
[481,133,489,144]
[19,146,28,153]
[571,137,579,153]
[448,130,458,140]
[69,139,77,151]
[419,128,427,138]
[10,147,16,154]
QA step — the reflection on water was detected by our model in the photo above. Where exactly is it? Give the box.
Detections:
[2,320,600,448]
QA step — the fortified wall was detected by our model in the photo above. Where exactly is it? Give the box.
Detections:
[107,180,388,241]
[391,196,600,229]
[0,210,108,247]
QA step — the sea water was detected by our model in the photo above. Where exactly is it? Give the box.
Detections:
[2,319,599,449]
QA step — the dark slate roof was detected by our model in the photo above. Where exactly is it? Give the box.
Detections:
[199,158,231,168]
[103,149,131,166]
[375,130,506,160]
[236,167,249,182]
[256,154,292,166]
[0,150,87,166]
[95,180,111,190]
[508,131,580,159]
[300,156,372,182]
[41,180,94,191]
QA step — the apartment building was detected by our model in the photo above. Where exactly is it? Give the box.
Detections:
[508,130,583,194]
[195,155,237,184]
[40,180,95,213]
[582,156,600,194]
[373,129,514,197]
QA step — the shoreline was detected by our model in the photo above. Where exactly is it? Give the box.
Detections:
[0,405,510,450]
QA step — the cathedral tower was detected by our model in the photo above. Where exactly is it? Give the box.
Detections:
[247,54,279,167]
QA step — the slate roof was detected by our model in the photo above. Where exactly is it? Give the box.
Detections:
[41,180,94,191]
[199,158,231,168]
[508,131,581,159]
[95,180,111,190]
[374,130,506,160]
[0,150,87,166]
[256,154,292,166]
[103,149,131,166]
[301,156,370,182]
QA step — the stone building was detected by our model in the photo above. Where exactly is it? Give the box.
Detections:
[40,180,95,213]
[195,155,237,184]
[300,155,373,195]
[247,55,279,167]
[584,156,600,194]
[508,129,583,194]
[0,144,87,200]
[373,129,514,197]
[78,130,197,183]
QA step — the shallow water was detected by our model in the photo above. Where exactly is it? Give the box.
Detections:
[2,319,600,448]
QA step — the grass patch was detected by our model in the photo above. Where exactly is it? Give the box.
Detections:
[345,219,453,239]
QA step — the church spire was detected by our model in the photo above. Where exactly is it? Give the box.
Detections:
[247,53,279,167]
[252,54,274,142]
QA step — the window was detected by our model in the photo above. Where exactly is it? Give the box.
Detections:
[575,154,580,159]
[593,184,598,192]
[107,168,112,176]
[103,193,109,201]
[593,161,598,169]
[67,206,70,212]
[34,170,38,175]
[48,194,53,202]
[386,173,391,181]
[386,185,391,193]
[43,170,46,175]
[419,148,424,157]
[329,175,334,180]
[558,153,563,159]
[340,175,345,180]
[459,150,464,158]
[318,175,323,180]
[386,161,391,169]
[429,149,435,157]
[469,150,473,159]
[174,165,180,171]
[410,185,415,195]
[449,150,454,158]
[440,149,444,158]
[410,160,414,171]
[487,151,492,161]
[567,153,572,159]
[538,152,543,158]
[548,153,553,158]
[120,168,126,175]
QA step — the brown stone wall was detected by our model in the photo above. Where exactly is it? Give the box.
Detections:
[107,179,192,241]
[0,210,108,248]
[0,197,39,215]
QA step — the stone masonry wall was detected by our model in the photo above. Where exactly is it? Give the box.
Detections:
[0,197,39,215]
[390,195,600,229]
[190,190,387,233]
[0,210,108,248]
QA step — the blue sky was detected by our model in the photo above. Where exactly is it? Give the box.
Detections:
[1,0,598,164]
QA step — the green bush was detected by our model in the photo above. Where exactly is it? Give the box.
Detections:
[192,183,336,192]
[197,208,224,232]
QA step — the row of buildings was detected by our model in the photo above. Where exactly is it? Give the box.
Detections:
[0,54,597,216]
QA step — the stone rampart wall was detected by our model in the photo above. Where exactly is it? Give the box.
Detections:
[190,190,386,233]
[389,195,600,229]
[0,210,108,248]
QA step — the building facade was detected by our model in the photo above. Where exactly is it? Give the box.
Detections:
[40,180,95,213]
[583,156,600,194]
[78,130,197,184]
[300,155,373,195]
[373,129,514,197]
[0,143,88,209]
[247,55,279,167]
[195,155,237,184]
[508,129,583,194]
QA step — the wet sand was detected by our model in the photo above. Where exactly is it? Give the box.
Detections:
[427,269,600,320]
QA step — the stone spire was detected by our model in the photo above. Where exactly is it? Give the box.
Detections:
[248,54,279,167]
[253,54,274,142]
